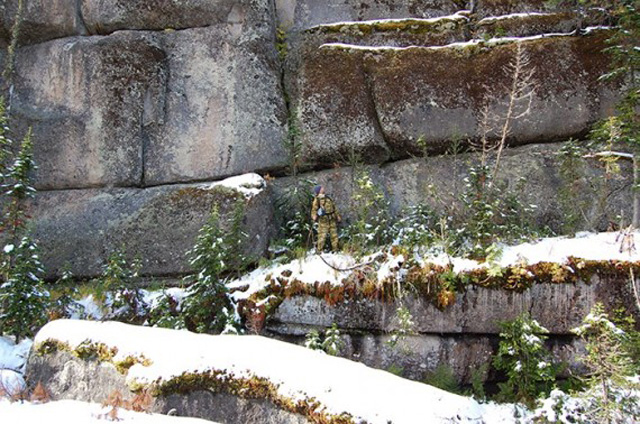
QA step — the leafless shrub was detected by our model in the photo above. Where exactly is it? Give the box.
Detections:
[472,42,537,178]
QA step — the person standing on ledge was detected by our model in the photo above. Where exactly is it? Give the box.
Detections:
[311,185,341,252]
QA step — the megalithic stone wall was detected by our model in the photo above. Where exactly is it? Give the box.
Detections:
[0,0,631,278]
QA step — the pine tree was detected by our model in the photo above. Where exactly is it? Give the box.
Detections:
[181,206,234,334]
[321,323,344,356]
[492,313,556,405]
[0,237,48,341]
[101,249,147,323]
[0,112,49,341]
[572,303,639,423]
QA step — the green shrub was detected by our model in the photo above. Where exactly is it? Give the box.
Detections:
[343,170,391,255]
[571,303,640,423]
[424,364,462,395]
[100,248,148,324]
[0,100,50,341]
[492,313,556,405]
[181,206,235,334]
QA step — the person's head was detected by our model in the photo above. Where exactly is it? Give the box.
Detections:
[314,185,324,196]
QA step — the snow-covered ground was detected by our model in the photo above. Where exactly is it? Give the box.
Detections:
[0,398,216,424]
[230,230,640,302]
[1,230,638,423]
[19,320,521,423]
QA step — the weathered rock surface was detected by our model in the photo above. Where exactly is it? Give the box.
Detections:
[273,143,633,233]
[288,31,619,167]
[158,392,311,424]
[475,12,580,39]
[27,349,310,424]
[473,0,553,18]
[12,32,166,190]
[268,276,626,336]
[10,11,286,189]
[81,0,274,37]
[143,25,287,186]
[30,177,275,279]
[27,349,131,403]
[270,332,584,383]
[276,0,459,30]
[266,272,633,382]
[0,0,85,46]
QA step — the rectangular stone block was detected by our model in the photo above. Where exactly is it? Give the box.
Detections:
[12,32,166,190]
[30,175,274,278]
[143,25,288,185]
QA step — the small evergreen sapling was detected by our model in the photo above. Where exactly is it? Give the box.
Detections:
[304,324,344,356]
[571,303,640,423]
[492,313,556,405]
[49,267,85,320]
[100,249,148,323]
[345,170,391,253]
[181,205,234,334]
[0,120,50,341]
[274,179,315,252]
[387,305,416,350]
[0,237,48,341]
[321,323,344,356]
[304,329,323,351]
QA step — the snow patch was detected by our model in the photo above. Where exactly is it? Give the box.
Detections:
[206,173,266,198]
[308,10,470,31]
[478,12,557,25]
[0,399,218,424]
[0,336,32,373]
[33,320,519,424]
[0,370,25,396]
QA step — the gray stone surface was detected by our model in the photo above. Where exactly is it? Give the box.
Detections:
[0,0,84,46]
[267,331,585,383]
[158,392,311,424]
[27,349,131,403]
[276,0,459,30]
[286,29,619,169]
[475,12,580,39]
[0,0,276,44]
[366,32,619,158]
[27,349,310,423]
[12,32,166,190]
[268,276,626,336]
[272,142,633,234]
[473,0,554,18]
[143,25,287,185]
[10,20,286,189]
[287,47,390,167]
[80,0,273,36]
[30,180,275,279]
[265,273,625,382]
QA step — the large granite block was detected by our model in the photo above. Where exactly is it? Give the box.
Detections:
[143,25,288,185]
[12,32,166,190]
[30,175,274,278]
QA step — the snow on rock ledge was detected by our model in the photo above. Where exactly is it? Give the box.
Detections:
[29,320,518,423]
[206,173,267,199]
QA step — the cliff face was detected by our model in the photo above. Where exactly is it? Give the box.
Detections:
[0,0,630,278]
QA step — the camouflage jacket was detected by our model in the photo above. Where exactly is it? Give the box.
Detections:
[311,194,340,222]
